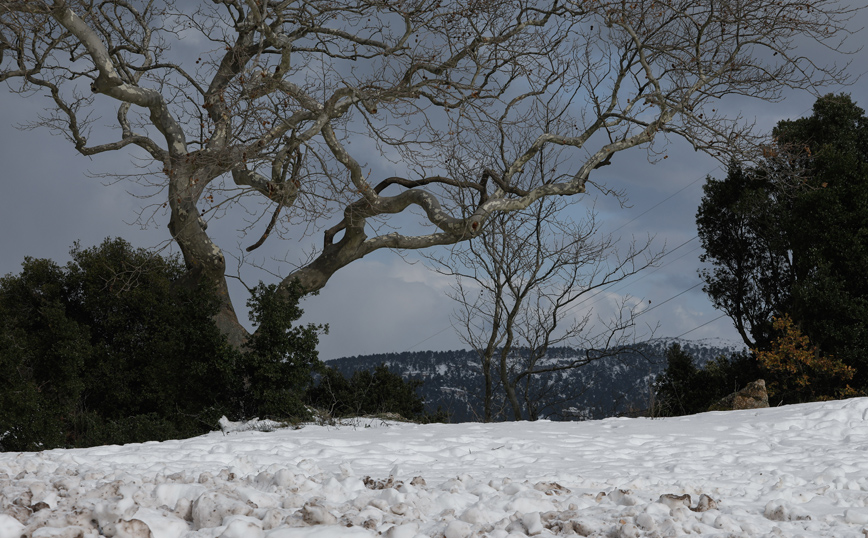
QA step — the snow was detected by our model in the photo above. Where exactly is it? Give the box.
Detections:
[4,399,868,537]
[649,336,748,356]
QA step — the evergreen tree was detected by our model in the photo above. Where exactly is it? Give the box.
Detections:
[238,281,325,419]
[654,344,760,416]
[697,94,868,395]
[696,164,793,350]
[652,344,701,416]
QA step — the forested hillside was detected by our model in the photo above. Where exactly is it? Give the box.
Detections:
[328,338,743,422]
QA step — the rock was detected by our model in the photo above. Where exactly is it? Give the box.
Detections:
[692,494,719,512]
[300,503,337,525]
[709,379,769,411]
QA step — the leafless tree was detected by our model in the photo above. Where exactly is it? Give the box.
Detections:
[429,193,660,421]
[0,0,859,346]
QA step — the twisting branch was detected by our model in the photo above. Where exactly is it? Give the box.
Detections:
[429,194,662,421]
[0,0,860,347]
[246,147,303,252]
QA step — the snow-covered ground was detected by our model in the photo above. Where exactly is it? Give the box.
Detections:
[3,399,868,538]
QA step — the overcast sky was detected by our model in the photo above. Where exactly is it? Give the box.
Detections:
[2,6,867,361]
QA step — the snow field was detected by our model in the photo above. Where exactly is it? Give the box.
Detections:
[3,398,868,537]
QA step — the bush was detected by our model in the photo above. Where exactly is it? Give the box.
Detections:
[755,314,857,403]
[307,364,446,422]
[0,257,90,450]
[653,344,760,416]
[0,238,324,450]
[66,240,238,446]
[233,282,326,420]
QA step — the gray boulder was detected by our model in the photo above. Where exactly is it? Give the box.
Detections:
[709,379,769,411]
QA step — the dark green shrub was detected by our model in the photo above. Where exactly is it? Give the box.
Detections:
[0,239,324,450]
[307,366,356,416]
[234,282,325,420]
[307,364,446,422]
[0,239,236,449]
[349,365,425,418]
[67,240,238,445]
[653,343,760,416]
[0,258,88,450]
[0,257,96,450]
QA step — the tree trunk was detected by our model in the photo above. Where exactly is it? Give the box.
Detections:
[168,165,250,349]
[172,246,248,349]
[482,353,493,422]
[500,349,523,421]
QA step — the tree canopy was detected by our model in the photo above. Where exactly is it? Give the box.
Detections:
[698,94,868,393]
[1,0,859,344]
[0,239,233,449]
[0,239,323,450]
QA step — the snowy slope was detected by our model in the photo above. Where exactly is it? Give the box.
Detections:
[3,398,868,537]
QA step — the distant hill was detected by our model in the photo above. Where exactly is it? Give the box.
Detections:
[326,338,746,422]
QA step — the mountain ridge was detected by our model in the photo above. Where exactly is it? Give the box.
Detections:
[326,337,747,422]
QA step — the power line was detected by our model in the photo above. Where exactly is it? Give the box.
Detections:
[609,165,720,234]
[675,314,728,339]
[639,281,703,316]
[558,235,699,317]
[406,324,455,352]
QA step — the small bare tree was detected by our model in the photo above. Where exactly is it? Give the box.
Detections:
[430,192,660,421]
[0,0,859,346]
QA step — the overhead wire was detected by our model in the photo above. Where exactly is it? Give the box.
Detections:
[639,281,703,316]
[557,235,699,318]
[675,314,728,339]
[404,240,706,352]
[405,325,456,352]
[609,173,711,234]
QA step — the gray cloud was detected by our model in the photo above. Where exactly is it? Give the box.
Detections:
[3,7,867,359]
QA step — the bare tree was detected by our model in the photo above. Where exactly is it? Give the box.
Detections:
[430,194,660,421]
[0,0,858,346]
